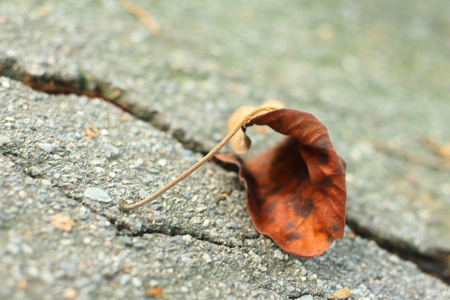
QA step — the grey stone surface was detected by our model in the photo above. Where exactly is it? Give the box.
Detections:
[84,188,112,203]
[1,0,450,297]
[0,77,258,247]
[1,77,449,299]
[1,0,449,264]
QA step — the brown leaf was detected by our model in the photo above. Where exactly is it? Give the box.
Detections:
[422,136,450,160]
[213,108,346,257]
[17,276,27,290]
[84,125,101,138]
[49,213,74,232]
[117,0,162,36]
[328,287,351,299]
[227,105,256,154]
[438,144,450,159]
[148,287,163,297]
[253,100,286,134]
[215,193,229,198]
[227,101,286,153]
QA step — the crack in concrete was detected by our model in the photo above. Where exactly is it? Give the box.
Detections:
[0,57,206,153]
[2,151,240,253]
[1,59,449,285]
[114,222,239,249]
[0,57,133,115]
[0,156,311,298]
[348,219,450,284]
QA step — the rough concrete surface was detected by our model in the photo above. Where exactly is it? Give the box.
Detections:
[1,0,450,299]
[1,0,449,263]
[1,77,449,300]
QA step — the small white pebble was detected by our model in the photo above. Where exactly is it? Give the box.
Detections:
[1,80,11,88]
[18,190,28,199]
[201,253,213,263]
[195,206,207,213]
[131,277,142,287]
[273,249,284,260]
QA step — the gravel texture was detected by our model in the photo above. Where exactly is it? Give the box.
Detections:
[1,0,450,297]
[1,77,449,299]
[1,0,449,265]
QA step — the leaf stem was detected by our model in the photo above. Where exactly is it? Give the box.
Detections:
[118,106,278,211]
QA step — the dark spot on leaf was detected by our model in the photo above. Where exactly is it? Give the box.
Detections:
[330,223,342,233]
[316,176,332,187]
[251,206,260,218]
[314,134,330,150]
[318,153,329,165]
[285,231,302,241]
[264,199,278,214]
[285,223,295,230]
[336,157,347,175]
[327,233,334,244]
[293,198,313,217]
[255,196,266,206]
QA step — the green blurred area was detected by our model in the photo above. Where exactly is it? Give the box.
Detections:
[149,0,450,144]
[157,0,450,95]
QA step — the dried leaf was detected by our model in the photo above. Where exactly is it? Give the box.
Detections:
[227,101,285,153]
[227,106,255,154]
[49,213,74,232]
[148,287,163,297]
[84,125,101,138]
[374,140,450,171]
[214,108,346,257]
[17,276,27,290]
[422,136,450,160]
[123,264,132,274]
[438,144,450,159]
[254,100,286,134]
[215,193,229,198]
[328,287,351,299]
[117,0,162,36]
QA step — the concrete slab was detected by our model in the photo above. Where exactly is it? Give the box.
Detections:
[1,0,450,290]
[1,1,449,265]
[1,78,449,299]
